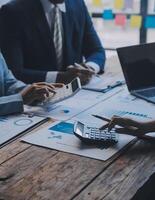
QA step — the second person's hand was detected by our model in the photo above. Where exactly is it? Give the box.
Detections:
[108,115,155,136]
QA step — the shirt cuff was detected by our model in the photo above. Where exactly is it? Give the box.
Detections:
[46,72,58,83]
[85,62,100,73]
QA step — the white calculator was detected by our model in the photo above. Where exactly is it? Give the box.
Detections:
[46,77,81,104]
[74,121,118,144]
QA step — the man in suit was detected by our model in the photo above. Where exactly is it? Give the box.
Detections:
[0,0,105,84]
[0,52,60,116]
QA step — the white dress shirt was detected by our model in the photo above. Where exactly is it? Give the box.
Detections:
[40,0,100,83]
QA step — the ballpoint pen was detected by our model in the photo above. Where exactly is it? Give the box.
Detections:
[74,63,100,77]
[83,80,125,92]
[92,114,110,122]
[101,80,125,93]
[92,114,155,142]
[74,63,84,70]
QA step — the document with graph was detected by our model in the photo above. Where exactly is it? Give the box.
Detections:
[0,114,47,146]
[22,120,135,161]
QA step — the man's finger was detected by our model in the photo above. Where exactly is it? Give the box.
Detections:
[74,63,86,70]
[74,63,95,75]
[52,83,64,88]
[81,63,96,73]
[35,87,56,97]
[31,94,47,103]
[80,68,95,75]
[35,86,56,95]
[67,65,75,70]
[75,63,95,74]
[68,66,94,77]
[108,120,117,132]
[108,116,129,131]
[34,82,56,90]
[108,116,142,131]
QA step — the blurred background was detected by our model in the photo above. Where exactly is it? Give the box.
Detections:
[1,0,155,58]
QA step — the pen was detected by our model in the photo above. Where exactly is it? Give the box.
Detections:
[101,80,125,93]
[92,114,155,142]
[74,63,100,77]
[83,80,125,93]
[92,114,110,122]
[109,80,125,88]
[74,63,84,70]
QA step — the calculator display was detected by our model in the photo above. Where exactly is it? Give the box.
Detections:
[75,122,84,136]
[72,78,79,92]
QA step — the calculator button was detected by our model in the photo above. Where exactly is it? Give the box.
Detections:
[90,134,94,138]
[84,126,118,143]
[85,133,89,138]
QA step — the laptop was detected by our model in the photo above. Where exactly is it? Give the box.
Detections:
[117,43,155,104]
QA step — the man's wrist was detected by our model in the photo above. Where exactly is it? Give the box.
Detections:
[56,72,67,83]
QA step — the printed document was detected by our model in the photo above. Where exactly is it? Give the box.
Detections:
[24,88,122,121]
[22,121,134,161]
[0,114,46,146]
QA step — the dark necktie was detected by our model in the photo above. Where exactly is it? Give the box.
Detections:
[53,5,63,70]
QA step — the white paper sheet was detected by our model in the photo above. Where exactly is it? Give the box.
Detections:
[98,88,155,121]
[22,88,155,161]
[24,88,123,121]
[0,114,46,146]
[22,121,135,161]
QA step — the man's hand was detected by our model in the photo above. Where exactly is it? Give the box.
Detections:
[56,64,95,85]
[20,82,59,105]
[52,83,65,89]
[107,115,155,136]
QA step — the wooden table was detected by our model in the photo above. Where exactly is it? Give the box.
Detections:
[1,55,155,200]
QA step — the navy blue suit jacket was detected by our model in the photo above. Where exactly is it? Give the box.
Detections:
[0,0,105,83]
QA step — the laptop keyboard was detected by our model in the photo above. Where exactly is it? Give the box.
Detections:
[137,88,155,97]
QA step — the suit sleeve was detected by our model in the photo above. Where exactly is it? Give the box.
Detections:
[0,6,47,83]
[81,0,106,72]
[0,94,24,116]
[0,54,25,116]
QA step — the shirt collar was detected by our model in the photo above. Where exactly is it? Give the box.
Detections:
[40,0,66,13]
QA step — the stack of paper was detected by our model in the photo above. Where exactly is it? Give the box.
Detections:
[0,114,46,146]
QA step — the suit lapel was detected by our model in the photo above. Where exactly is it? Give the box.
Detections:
[30,0,56,53]
[26,0,75,69]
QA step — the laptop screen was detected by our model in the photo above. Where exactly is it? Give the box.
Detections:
[117,43,155,91]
